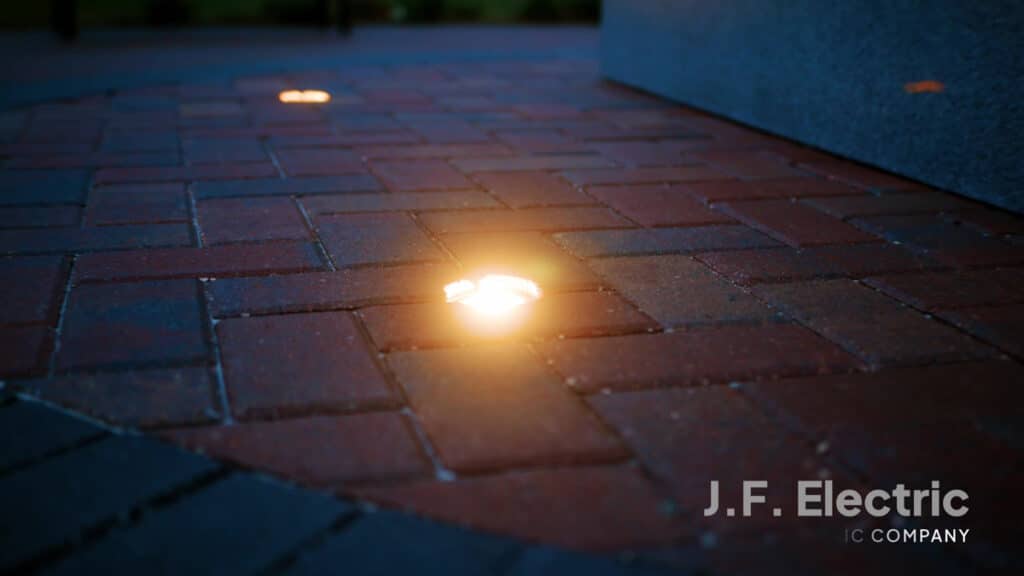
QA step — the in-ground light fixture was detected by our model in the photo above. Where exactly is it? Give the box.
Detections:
[445,274,542,333]
[278,89,332,103]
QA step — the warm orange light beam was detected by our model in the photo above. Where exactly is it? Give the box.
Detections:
[278,89,332,103]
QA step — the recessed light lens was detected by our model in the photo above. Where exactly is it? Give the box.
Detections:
[445,274,541,317]
[278,89,331,103]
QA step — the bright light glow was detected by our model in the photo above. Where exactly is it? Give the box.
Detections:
[445,275,541,317]
[278,90,331,103]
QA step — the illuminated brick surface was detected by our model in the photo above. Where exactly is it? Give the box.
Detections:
[1,27,1021,574]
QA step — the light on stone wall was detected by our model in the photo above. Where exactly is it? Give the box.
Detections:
[903,80,945,94]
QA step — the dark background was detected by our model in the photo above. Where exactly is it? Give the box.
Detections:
[602,0,1024,213]
[1,0,600,27]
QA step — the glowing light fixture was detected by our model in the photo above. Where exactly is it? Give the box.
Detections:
[903,80,945,94]
[445,274,541,318]
[278,89,332,103]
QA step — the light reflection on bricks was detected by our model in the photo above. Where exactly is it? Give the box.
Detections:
[1,39,1021,566]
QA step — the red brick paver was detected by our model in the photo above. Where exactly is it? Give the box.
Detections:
[684,178,862,203]
[24,367,219,428]
[167,412,429,485]
[589,140,695,166]
[802,191,976,219]
[6,151,178,170]
[542,324,861,393]
[718,199,878,247]
[852,213,1024,268]
[590,387,847,535]
[57,280,207,371]
[0,325,49,377]
[588,185,733,227]
[207,263,457,317]
[218,312,396,419]
[946,207,1024,236]
[273,148,364,177]
[799,243,940,277]
[183,138,267,164]
[301,190,498,214]
[937,304,1024,358]
[555,224,780,258]
[357,143,513,160]
[695,150,807,180]
[742,360,1024,436]
[864,268,1024,310]
[0,223,191,254]
[197,197,309,245]
[740,362,1023,558]
[589,255,777,327]
[193,174,382,199]
[94,163,278,185]
[451,154,613,173]
[471,172,591,207]
[85,184,188,225]
[799,160,930,192]
[755,279,995,367]
[388,345,626,472]
[74,242,322,281]
[0,255,65,324]
[418,206,628,234]
[316,213,445,268]
[495,131,587,154]
[357,465,686,550]
[0,206,80,228]
[370,160,471,191]
[0,169,89,204]
[561,165,728,186]
[696,248,842,285]
[402,117,490,144]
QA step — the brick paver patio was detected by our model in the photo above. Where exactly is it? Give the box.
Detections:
[2,27,1022,574]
